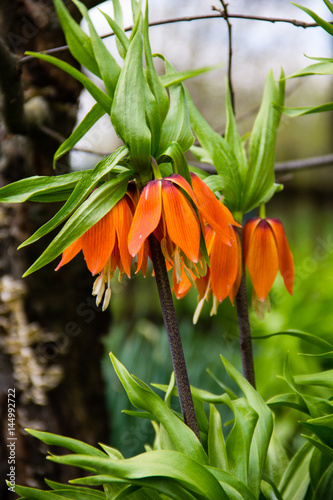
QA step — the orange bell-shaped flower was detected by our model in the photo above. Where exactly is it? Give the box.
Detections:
[243,217,294,302]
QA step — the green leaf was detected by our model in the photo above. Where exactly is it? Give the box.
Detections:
[312,462,333,500]
[75,475,202,500]
[159,142,192,186]
[205,467,257,500]
[23,171,131,276]
[0,171,84,203]
[111,30,152,174]
[53,102,105,168]
[25,52,112,114]
[267,393,309,414]
[301,415,333,448]
[11,485,77,500]
[45,480,106,498]
[160,64,219,88]
[323,0,333,15]
[278,442,312,500]
[242,70,285,213]
[279,102,333,117]
[187,92,239,208]
[157,59,194,155]
[50,450,227,500]
[53,0,101,77]
[72,0,120,98]
[295,370,333,389]
[143,7,169,125]
[252,329,333,350]
[225,81,247,178]
[207,404,227,470]
[225,397,259,486]
[221,356,273,499]
[289,61,333,78]
[100,10,130,58]
[20,146,129,248]
[110,354,208,465]
[292,3,333,36]
[302,351,333,359]
[25,428,106,457]
[304,435,333,460]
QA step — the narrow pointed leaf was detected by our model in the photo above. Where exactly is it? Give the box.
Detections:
[159,142,192,186]
[111,30,151,173]
[279,102,333,116]
[25,52,112,113]
[289,61,333,78]
[205,468,257,500]
[208,404,227,470]
[53,102,105,168]
[20,146,128,248]
[25,428,106,457]
[143,7,169,124]
[72,0,120,97]
[53,0,100,77]
[225,397,259,486]
[187,92,239,208]
[301,415,333,448]
[221,356,273,498]
[278,442,312,500]
[225,81,247,177]
[292,3,333,36]
[160,64,219,88]
[49,451,227,500]
[23,171,131,276]
[243,70,285,212]
[158,59,194,155]
[295,370,333,389]
[0,171,84,203]
[252,329,333,350]
[110,354,208,465]
[74,474,204,500]
[100,10,130,57]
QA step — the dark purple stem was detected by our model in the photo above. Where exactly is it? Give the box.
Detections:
[148,234,201,441]
[235,227,256,388]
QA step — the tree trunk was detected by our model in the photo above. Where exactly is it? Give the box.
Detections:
[0,1,110,497]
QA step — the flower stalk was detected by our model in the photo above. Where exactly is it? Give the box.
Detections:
[148,233,201,441]
[235,226,256,388]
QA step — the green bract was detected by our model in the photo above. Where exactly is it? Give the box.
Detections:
[188,71,285,216]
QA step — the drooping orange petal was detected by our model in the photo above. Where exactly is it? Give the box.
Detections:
[267,218,294,295]
[128,180,162,257]
[162,180,200,263]
[242,217,261,262]
[210,229,239,302]
[246,219,279,301]
[196,272,210,300]
[136,240,150,276]
[55,237,82,271]
[172,267,193,299]
[81,211,116,275]
[165,173,197,201]
[229,228,242,304]
[190,173,237,245]
[112,196,133,278]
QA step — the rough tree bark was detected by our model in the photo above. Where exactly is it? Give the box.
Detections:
[0,1,110,497]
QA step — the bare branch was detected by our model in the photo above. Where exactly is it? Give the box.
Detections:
[191,153,333,176]
[219,1,235,112]
[274,153,333,174]
[19,12,329,64]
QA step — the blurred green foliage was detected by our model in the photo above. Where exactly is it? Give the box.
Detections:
[102,194,333,457]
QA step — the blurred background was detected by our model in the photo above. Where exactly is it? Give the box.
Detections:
[0,0,332,494]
